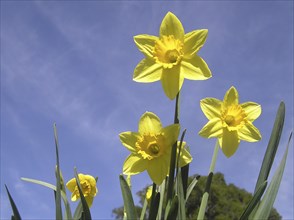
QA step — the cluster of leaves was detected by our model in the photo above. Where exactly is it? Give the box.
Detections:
[113,173,281,220]
[5,124,94,220]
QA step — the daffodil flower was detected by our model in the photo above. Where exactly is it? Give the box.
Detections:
[133,12,211,100]
[66,173,98,208]
[119,112,192,185]
[199,86,262,157]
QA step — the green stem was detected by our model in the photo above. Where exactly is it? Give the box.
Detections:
[166,92,180,205]
[197,140,219,220]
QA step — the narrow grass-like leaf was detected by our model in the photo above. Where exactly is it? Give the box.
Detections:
[73,202,83,220]
[253,132,292,220]
[74,168,92,220]
[119,174,137,219]
[177,171,186,220]
[158,179,166,220]
[197,172,213,220]
[5,185,22,220]
[21,177,72,219]
[54,123,63,220]
[254,102,285,194]
[148,192,160,220]
[139,198,148,220]
[186,175,200,202]
[239,180,267,220]
[166,93,180,204]
[165,195,178,220]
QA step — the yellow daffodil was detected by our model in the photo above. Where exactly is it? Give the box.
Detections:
[66,173,98,208]
[133,11,211,100]
[119,112,192,185]
[199,86,262,157]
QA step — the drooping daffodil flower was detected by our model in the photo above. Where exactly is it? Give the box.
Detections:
[199,86,262,157]
[119,112,192,185]
[66,173,98,208]
[133,11,211,100]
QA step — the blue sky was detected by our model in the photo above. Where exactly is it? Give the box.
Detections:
[1,1,293,219]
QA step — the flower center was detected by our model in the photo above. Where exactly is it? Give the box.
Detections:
[148,142,160,155]
[136,133,166,160]
[222,105,246,130]
[153,35,183,68]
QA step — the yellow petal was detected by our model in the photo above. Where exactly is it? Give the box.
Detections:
[238,122,262,142]
[147,156,169,185]
[119,131,140,153]
[241,102,262,122]
[224,86,239,107]
[184,29,208,57]
[66,178,76,192]
[123,154,147,175]
[181,56,212,80]
[198,118,223,138]
[133,58,162,82]
[134,34,158,58]
[138,112,162,134]
[160,12,184,41]
[200,98,222,120]
[161,124,180,147]
[178,142,193,167]
[161,66,183,100]
[85,196,94,208]
[219,128,240,158]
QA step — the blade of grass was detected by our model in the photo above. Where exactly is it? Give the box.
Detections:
[54,123,63,220]
[165,195,178,220]
[148,192,160,220]
[21,177,72,219]
[253,132,292,220]
[254,102,285,194]
[239,180,267,220]
[5,185,22,220]
[119,174,137,219]
[186,175,200,202]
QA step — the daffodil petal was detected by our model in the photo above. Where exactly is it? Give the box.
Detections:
[123,154,147,175]
[160,12,184,41]
[134,34,158,58]
[133,58,162,82]
[161,66,183,100]
[224,86,239,107]
[241,102,262,122]
[85,196,94,208]
[198,118,223,138]
[178,143,193,167]
[66,178,76,192]
[184,29,208,56]
[147,156,169,185]
[139,112,162,134]
[161,124,180,146]
[220,128,240,158]
[238,122,262,142]
[119,131,140,152]
[200,98,222,120]
[181,56,212,80]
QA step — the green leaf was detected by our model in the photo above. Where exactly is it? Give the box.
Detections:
[73,202,83,220]
[54,123,63,220]
[186,175,200,202]
[119,175,137,220]
[253,132,292,220]
[148,192,160,220]
[177,170,186,220]
[165,195,178,220]
[254,102,285,194]
[239,180,267,220]
[5,185,22,220]
[74,168,92,220]
[21,177,72,219]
